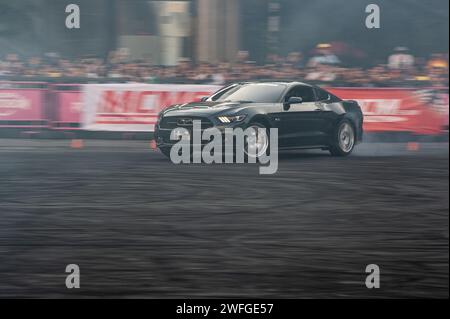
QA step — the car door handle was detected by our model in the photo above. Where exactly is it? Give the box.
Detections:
[314,103,324,111]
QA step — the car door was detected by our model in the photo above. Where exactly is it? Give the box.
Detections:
[273,85,327,148]
[313,87,341,141]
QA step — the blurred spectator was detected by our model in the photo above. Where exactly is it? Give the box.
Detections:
[308,44,341,67]
[286,52,304,68]
[236,51,250,64]
[427,53,449,69]
[305,64,337,83]
[0,49,448,88]
[388,47,415,70]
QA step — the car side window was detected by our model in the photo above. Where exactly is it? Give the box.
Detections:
[210,84,238,101]
[285,86,316,103]
[315,88,331,102]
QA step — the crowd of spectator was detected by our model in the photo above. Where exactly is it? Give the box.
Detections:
[0,46,448,88]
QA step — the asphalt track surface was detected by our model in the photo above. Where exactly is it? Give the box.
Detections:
[0,139,448,298]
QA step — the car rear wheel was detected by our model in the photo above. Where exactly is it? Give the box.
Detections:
[329,120,356,157]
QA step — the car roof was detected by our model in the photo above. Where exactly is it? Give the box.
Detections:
[239,81,314,88]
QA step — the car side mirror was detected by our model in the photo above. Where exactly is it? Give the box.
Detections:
[200,96,209,102]
[283,96,303,110]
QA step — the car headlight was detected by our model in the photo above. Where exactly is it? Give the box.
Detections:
[217,115,247,124]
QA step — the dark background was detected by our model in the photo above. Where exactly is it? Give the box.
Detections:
[1,0,448,64]
[243,0,449,64]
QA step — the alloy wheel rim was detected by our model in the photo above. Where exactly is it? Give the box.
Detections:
[244,126,269,158]
[339,123,355,153]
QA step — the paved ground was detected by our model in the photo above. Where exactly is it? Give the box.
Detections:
[0,140,448,298]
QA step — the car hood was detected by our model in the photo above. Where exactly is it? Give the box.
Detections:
[162,101,250,117]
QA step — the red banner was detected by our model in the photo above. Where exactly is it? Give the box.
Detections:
[57,91,83,124]
[3,83,446,134]
[0,88,46,123]
[83,84,219,131]
[329,88,448,134]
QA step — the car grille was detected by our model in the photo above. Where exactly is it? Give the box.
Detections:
[159,117,214,130]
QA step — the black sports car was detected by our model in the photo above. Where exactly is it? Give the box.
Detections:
[155,82,363,158]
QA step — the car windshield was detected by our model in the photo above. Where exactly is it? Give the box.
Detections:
[211,83,287,103]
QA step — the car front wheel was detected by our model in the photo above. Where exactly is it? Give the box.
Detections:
[243,123,270,160]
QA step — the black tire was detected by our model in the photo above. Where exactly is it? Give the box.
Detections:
[160,147,172,159]
[160,146,199,162]
[329,119,356,157]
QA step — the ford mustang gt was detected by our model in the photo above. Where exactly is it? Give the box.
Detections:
[155,82,363,158]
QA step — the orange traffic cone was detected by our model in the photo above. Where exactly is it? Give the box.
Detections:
[70,139,84,149]
[150,140,157,151]
[407,142,420,152]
